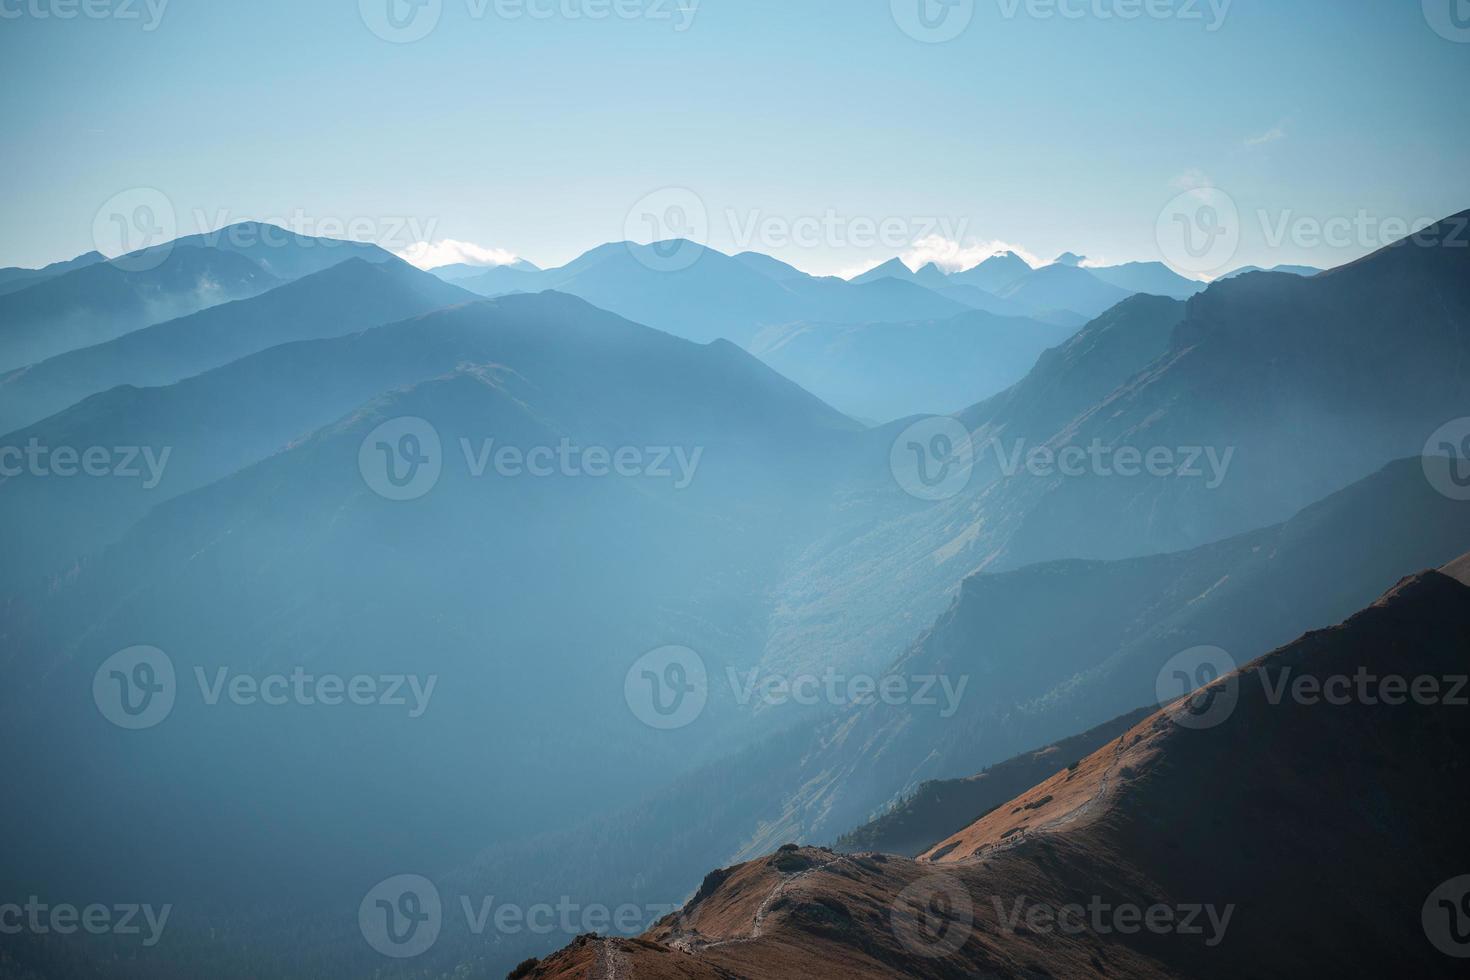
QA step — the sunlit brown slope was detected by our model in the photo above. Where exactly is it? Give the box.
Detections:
[529,565,1470,978]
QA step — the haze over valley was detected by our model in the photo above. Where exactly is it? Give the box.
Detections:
[2,2,1469,978]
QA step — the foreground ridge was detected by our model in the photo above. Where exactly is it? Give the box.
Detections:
[528,567,1470,979]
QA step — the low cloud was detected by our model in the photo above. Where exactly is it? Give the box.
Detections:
[396,239,523,270]
[837,236,1047,280]
[902,235,1045,273]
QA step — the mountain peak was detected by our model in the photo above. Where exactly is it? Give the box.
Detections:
[849,257,913,283]
[949,251,1034,293]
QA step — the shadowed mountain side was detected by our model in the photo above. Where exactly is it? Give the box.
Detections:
[836,707,1155,857]
[759,294,1186,680]
[750,309,1080,422]
[0,257,477,432]
[0,246,278,371]
[843,537,1470,863]
[529,569,1470,979]
[758,213,1470,682]
[0,291,860,594]
[747,456,1470,852]
[958,294,1187,436]
[313,457,1470,979]
[998,211,1470,570]
[0,292,866,924]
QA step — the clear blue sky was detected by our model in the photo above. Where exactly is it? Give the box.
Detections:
[2,0,1467,276]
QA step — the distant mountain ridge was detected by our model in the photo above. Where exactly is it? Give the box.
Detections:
[0,256,476,433]
[1221,262,1322,279]
[0,245,278,372]
[853,250,1209,318]
[427,258,540,282]
[1086,260,1207,299]
[0,250,106,297]
[0,223,408,372]
[120,221,397,280]
[454,240,974,346]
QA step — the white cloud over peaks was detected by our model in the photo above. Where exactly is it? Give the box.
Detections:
[396,239,523,270]
[903,234,1045,272]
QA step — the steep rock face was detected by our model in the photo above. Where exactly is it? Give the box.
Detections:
[530,568,1470,978]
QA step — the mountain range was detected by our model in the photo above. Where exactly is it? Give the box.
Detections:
[0,256,475,434]
[0,289,867,919]
[0,246,277,372]
[1,210,1466,979]
[444,240,1205,348]
[754,211,1470,686]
